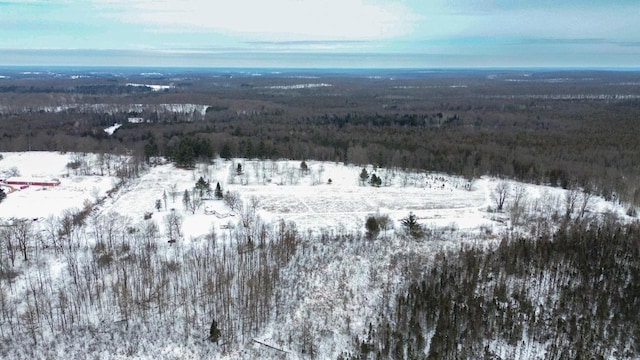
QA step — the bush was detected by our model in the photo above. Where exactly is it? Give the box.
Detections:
[365,216,380,239]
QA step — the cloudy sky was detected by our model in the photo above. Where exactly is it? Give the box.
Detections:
[1,0,639,67]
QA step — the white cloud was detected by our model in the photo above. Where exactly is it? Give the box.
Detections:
[408,2,640,44]
[95,0,419,41]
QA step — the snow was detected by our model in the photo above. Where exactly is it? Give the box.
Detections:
[1,103,210,117]
[126,83,174,91]
[104,123,122,135]
[262,83,332,90]
[0,152,119,219]
[0,151,632,359]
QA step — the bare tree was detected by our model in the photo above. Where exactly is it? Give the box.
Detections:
[376,213,393,237]
[169,184,178,204]
[165,212,183,243]
[224,190,241,212]
[239,196,261,245]
[1,226,16,267]
[162,190,168,210]
[509,184,528,226]
[12,219,32,262]
[579,186,594,218]
[182,189,191,211]
[494,181,510,212]
[187,189,203,214]
[565,187,581,220]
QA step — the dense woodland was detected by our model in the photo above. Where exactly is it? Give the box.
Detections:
[340,217,640,359]
[2,68,640,358]
[1,69,640,204]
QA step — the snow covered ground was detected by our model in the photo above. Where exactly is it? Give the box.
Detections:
[0,149,627,264]
[0,152,118,219]
[0,151,630,359]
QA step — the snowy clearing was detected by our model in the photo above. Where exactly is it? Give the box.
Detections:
[0,151,630,359]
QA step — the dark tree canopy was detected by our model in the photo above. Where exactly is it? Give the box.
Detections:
[167,137,214,168]
[365,216,380,239]
[195,177,210,198]
[220,144,232,161]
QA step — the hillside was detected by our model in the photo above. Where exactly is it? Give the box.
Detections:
[0,152,637,359]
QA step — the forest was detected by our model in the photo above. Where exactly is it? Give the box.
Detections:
[1,69,640,204]
[1,68,640,359]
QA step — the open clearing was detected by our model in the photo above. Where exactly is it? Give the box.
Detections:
[0,152,499,238]
[0,152,622,240]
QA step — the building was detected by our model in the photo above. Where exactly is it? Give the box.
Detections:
[0,177,61,187]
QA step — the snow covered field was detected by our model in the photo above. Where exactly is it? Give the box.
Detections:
[0,152,118,219]
[1,152,621,239]
[0,151,629,359]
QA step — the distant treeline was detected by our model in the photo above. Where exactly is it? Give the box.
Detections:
[2,73,640,205]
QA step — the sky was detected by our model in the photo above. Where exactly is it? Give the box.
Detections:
[1,0,639,68]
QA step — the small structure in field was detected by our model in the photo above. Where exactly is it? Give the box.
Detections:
[204,205,234,219]
[0,177,61,187]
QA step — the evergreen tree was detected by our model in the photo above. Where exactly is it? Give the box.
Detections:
[359,168,369,186]
[195,176,210,198]
[256,140,267,160]
[365,216,380,239]
[244,140,254,159]
[370,173,382,187]
[172,139,196,168]
[401,212,424,239]
[236,163,243,175]
[209,318,221,343]
[215,182,223,200]
[143,135,159,163]
[300,160,309,175]
[220,144,232,161]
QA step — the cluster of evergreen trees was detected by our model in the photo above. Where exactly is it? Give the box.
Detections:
[164,137,214,168]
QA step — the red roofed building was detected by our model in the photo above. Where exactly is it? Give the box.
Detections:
[1,177,61,187]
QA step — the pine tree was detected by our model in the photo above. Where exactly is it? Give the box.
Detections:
[195,176,210,198]
[144,135,159,163]
[256,140,267,159]
[209,318,221,343]
[370,173,382,187]
[220,144,232,161]
[359,168,369,186]
[215,182,223,200]
[401,212,424,239]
